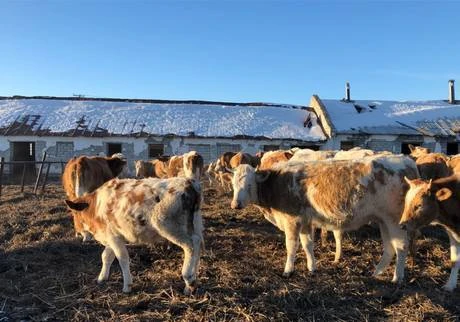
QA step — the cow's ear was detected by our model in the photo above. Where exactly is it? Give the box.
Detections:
[435,188,452,202]
[404,176,414,187]
[255,171,270,183]
[408,144,415,152]
[65,200,89,211]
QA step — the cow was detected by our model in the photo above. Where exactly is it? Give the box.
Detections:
[62,155,127,241]
[258,150,294,170]
[183,151,204,180]
[110,153,130,178]
[64,177,204,295]
[167,155,185,178]
[400,174,460,291]
[414,153,451,180]
[229,152,260,169]
[134,158,169,179]
[230,154,419,282]
[409,145,431,159]
[448,155,460,174]
[214,152,238,173]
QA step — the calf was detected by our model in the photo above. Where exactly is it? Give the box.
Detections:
[415,153,451,180]
[135,158,169,179]
[65,177,204,295]
[183,151,204,180]
[400,175,460,291]
[167,155,185,177]
[231,155,418,282]
[409,145,431,159]
[229,152,260,169]
[62,155,127,241]
[258,150,294,170]
[448,155,460,174]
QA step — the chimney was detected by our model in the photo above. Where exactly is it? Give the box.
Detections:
[449,79,455,104]
[345,82,351,102]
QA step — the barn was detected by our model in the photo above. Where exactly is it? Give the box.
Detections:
[0,96,326,176]
[309,80,460,155]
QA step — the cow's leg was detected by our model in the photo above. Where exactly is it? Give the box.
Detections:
[154,225,201,295]
[374,222,396,276]
[108,237,133,293]
[320,228,328,246]
[443,229,460,291]
[97,246,116,283]
[388,224,408,283]
[332,229,343,263]
[300,223,316,273]
[283,218,301,277]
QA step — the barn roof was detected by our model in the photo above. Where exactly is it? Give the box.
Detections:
[319,98,460,136]
[0,96,326,141]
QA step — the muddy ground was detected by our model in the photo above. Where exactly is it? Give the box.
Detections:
[0,183,459,321]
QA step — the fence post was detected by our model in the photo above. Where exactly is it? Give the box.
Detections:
[20,163,26,193]
[34,152,47,194]
[41,163,51,194]
[0,157,4,197]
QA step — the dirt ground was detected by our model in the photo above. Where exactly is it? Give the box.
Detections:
[0,183,459,321]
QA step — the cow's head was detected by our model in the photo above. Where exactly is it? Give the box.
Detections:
[65,198,93,242]
[230,164,269,209]
[107,156,127,177]
[399,177,452,232]
[408,145,430,159]
[134,160,145,178]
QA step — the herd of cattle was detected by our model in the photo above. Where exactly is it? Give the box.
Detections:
[59,145,460,295]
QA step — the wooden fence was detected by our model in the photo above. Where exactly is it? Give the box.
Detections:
[0,152,65,197]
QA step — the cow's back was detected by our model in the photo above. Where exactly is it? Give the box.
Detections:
[416,153,451,179]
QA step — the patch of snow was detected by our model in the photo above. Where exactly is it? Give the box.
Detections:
[0,99,326,141]
[322,99,460,134]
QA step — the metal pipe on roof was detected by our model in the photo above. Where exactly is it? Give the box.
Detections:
[448,79,455,104]
[345,82,351,102]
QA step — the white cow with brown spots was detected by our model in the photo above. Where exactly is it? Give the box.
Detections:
[231,155,419,282]
[182,151,204,180]
[65,177,204,295]
[400,175,460,291]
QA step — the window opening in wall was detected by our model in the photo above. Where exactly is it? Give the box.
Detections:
[447,142,459,155]
[107,143,122,156]
[263,145,279,151]
[401,142,422,155]
[148,144,164,158]
[340,141,354,151]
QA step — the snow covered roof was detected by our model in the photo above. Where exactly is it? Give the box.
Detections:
[320,99,460,136]
[0,97,326,141]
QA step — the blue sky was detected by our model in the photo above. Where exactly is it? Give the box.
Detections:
[1,1,459,104]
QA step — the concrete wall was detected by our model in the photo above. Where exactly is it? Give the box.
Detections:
[0,135,322,175]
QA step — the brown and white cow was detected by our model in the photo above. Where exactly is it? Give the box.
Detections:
[448,155,460,174]
[183,151,204,180]
[409,144,431,159]
[62,155,127,240]
[414,153,451,180]
[231,155,419,282]
[65,177,204,295]
[134,157,169,179]
[258,150,294,170]
[399,175,460,291]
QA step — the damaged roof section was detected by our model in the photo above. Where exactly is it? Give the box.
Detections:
[0,96,326,141]
[320,99,460,137]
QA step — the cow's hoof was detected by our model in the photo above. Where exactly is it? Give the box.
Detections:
[122,285,132,293]
[183,286,196,296]
[442,284,455,292]
[282,271,293,278]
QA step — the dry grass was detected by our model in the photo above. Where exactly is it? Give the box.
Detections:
[0,183,459,321]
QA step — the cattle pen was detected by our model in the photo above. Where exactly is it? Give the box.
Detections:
[0,153,64,198]
[0,181,459,321]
